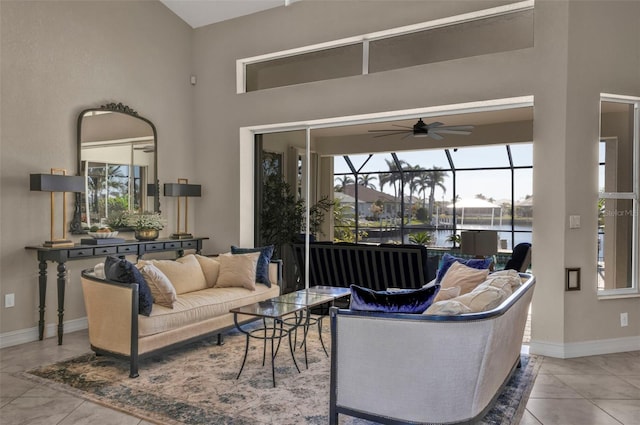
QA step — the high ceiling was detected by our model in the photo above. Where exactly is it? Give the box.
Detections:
[159,0,288,28]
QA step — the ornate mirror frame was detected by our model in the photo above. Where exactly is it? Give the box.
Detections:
[71,102,159,234]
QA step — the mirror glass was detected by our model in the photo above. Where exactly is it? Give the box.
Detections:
[72,103,158,232]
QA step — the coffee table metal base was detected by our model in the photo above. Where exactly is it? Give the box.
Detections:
[231,302,305,387]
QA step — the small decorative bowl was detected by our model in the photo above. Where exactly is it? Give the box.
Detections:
[88,231,119,239]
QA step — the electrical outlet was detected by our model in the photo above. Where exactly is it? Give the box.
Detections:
[4,293,15,308]
[620,312,628,327]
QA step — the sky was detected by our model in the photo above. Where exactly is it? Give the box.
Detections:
[333,143,533,203]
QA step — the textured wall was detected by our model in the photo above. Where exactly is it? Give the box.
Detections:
[0,0,193,338]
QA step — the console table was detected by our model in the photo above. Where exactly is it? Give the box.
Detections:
[25,236,208,345]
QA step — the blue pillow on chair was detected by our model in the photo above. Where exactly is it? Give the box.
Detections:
[349,284,440,314]
[435,253,493,284]
[104,256,153,316]
[231,245,274,287]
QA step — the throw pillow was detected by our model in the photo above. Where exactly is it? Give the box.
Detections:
[433,286,461,302]
[454,285,508,312]
[195,254,220,288]
[231,245,274,287]
[349,284,439,314]
[105,256,153,316]
[435,253,492,284]
[489,269,523,288]
[139,264,177,308]
[141,254,207,295]
[215,252,260,290]
[439,261,490,295]
[424,300,473,315]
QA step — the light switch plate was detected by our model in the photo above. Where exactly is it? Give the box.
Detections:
[569,215,581,229]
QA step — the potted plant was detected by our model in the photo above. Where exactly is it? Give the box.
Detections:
[127,212,165,241]
[408,231,432,246]
[447,233,461,248]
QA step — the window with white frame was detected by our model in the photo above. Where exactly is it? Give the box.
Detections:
[598,95,639,294]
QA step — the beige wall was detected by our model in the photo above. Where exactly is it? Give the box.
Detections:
[0,0,194,338]
[192,0,639,356]
[1,0,639,355]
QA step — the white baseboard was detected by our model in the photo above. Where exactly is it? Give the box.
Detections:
[0,317,88,349]
[530,335,640,358]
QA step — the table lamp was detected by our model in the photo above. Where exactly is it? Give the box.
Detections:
[164,178,201,239]
[30,168,86,248]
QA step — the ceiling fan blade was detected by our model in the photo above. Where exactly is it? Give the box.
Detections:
[435,125,474,131]
[401,133,414,140]
[368,129,413,133]
[434,129,472,135]
[426,121,444,128]
[372,131,409,138]
[428,132,445,141]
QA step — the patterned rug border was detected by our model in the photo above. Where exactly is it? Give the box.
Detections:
[18,332,541,425]
[17,368,170,425]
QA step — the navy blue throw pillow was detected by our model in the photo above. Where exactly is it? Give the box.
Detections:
[104,256,153,316]
[349,284,440,314]
[435,253,493,284]
[231,245,274,287]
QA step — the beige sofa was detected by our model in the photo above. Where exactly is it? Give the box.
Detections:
[81,253,281,377]
[329,272,535,424]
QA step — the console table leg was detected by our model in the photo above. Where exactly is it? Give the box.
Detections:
[38,260,47,340]
[56,262,67,345]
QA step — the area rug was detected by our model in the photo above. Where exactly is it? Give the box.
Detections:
[21,321,540,425]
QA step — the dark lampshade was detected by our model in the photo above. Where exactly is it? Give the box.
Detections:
[30,174,85,192]
[460,230,498,257]
[164,183,201,197]
[164,179,201,239]
[30,169,85,247]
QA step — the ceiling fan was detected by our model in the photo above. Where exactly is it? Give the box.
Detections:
[368,118,474,140]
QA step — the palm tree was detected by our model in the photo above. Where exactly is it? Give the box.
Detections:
[424,167,448,224]
[403,165,421,222]
[334,175,354,192]
[415,173,431,210]
[379,158,407,219]
[357,174,377,189]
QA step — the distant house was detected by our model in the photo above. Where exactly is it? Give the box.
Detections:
[516,197,533,218]
[341,184,397,218]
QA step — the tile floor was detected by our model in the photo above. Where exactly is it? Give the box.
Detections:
[1,330,639,424]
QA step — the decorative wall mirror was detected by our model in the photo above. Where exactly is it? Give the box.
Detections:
[71,103,158,233]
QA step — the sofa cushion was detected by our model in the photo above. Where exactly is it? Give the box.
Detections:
[195,254,220,288]
[231,245,274,287]
[439,261,490,295]
[138,284,280,337]
[139,264,177,309]
[435,253,492,284]
[140,254,207,295]
[215,252,260,290]
[105,256,153,316]
[349,284,439,314]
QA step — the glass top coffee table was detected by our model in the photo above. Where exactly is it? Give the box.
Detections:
[276,286,351,364]
[230,286,351,386]
[230,300,306,387]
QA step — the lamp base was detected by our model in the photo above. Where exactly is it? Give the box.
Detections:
[170,232,193,240]
[43,239,75,248]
